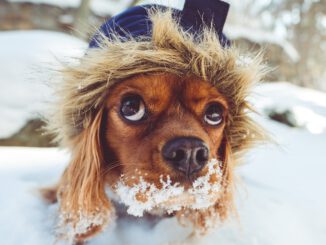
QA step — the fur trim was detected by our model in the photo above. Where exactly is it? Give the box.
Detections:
[47,8,267,160]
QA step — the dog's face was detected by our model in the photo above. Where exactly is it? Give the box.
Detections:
[103,73,228,190]
[54,72,233,242]
[51,9,266,242]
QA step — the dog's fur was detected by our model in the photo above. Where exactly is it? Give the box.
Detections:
[44,9,267,243]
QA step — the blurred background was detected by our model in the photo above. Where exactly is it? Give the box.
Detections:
[0,1,325,245]
[0,0,325,146]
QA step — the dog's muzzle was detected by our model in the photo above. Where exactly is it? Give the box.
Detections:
[162,137,209,177]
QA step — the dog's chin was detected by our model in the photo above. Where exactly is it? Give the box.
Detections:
[112,158,223,217]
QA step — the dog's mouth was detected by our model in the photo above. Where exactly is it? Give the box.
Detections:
[113,158,223,217]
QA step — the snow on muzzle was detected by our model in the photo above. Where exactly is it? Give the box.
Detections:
[113,159,223,217]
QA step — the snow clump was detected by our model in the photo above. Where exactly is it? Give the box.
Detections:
[115,159,223,217]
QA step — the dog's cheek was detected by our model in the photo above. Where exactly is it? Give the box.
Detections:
[105,110,155,174]
[206,125,226,159]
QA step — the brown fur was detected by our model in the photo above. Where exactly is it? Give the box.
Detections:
[44,8,267,243]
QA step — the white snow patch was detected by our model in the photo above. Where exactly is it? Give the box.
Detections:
[251,82,326,134]
[9,0,80,8]
[1,100,326,244]
[91,0,134,17]
[291,106,326,134]
[57,209,112,244]
[115,159,223,217]
[8,0,134,17]
[0,31,86,139]
[139,0,184,10]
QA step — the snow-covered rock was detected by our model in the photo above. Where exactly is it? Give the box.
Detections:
[224,25,300,63]
[252,82,326,134]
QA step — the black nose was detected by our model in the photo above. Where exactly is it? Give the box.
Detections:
[162,137,209,176]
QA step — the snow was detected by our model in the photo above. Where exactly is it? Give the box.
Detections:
[91,0,134,17]
[114,159,222,216]
[0,109,326,245]
[58,208,112,244]
[0,31,86,139]
[8,0,134,17]
[7,0,298,64]
[0,29,325,245]
[8,0,185,16]
[251,82,326,134]
[139,0,184,10]
[1,84,326,244]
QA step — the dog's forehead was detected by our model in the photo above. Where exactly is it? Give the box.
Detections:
[110,73,227,107]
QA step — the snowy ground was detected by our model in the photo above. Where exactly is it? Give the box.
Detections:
[0,111,325,245]
[0,31,86,139]
[0,30,326,244]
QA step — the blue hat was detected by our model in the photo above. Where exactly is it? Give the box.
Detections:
[89,0,230,48]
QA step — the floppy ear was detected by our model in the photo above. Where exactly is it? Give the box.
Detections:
[219,135,231,168]
[57,109,114,242]
[216,135,234,220]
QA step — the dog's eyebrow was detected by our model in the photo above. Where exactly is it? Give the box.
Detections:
[208,95,228,107]
[112,85,167,112]
[115,83,144,92]
[191,96,208,103]
[190,93,228,109]
[111,84,148,99]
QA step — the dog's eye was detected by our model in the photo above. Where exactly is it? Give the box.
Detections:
[120,95,146,122]
[204,103,223,126]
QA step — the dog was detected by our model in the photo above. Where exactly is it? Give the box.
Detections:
[42,2,266,244]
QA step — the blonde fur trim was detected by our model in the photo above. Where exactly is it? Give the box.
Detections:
[47,7,267,160]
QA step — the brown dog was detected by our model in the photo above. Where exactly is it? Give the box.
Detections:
[43,9,266,244]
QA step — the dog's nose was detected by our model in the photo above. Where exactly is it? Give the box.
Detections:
[162,137,209,176]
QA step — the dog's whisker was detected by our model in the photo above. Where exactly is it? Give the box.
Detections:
[101,162,146,177]
[101,164,121,177]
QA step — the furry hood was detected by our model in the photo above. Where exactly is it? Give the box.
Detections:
[48,8,266,161]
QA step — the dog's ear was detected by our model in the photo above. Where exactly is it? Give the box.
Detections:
[219,135,231,168]
[57,109,114,241]
[216,135,234,220]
